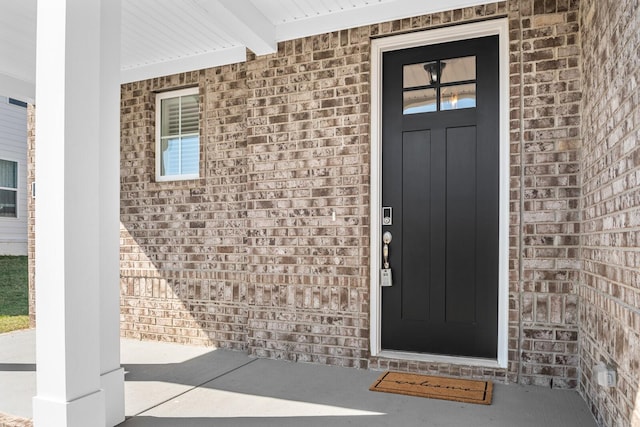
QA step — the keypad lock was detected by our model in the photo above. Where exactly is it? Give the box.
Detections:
[382,207,392,225]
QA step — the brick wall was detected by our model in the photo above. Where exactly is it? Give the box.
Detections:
[512,0,582,388]
[0,412,32,427]
[244,31,371,367]
[579,0,640,425]
[117,0,586,384]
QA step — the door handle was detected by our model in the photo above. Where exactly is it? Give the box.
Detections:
[383,231,392,269]
[381,231,393,287]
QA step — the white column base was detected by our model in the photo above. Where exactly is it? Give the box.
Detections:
[33,390,105,427]
[101,367,125,426]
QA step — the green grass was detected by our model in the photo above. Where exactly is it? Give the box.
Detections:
[0,315,29,333]
[0,256,30,333]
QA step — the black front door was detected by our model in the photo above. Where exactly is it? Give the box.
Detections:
[381,36,499,358]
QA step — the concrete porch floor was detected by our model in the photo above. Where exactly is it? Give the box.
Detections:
[0,329,597,427]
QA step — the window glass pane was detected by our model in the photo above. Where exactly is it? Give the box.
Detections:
[0,159,17,189]
[161,98,180,137]
[0,189,16,217]
[161,138,180,176]
[440,56,476,84]
[8,98,27,108]
[158,89,200,180]
[180,136,199,175]
[404,62,439,88]
[441,84,476,110]
[181,95,199,134]
[403,88,437,115]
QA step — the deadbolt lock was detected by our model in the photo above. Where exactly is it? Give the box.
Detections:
[382,207,392,225]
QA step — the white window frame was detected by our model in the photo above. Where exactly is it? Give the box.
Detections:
[155,87,200,182]
[0,158,19,219]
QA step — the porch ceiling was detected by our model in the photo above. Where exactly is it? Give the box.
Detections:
[1,0,493,103]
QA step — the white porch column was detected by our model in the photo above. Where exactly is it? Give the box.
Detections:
[33,0,123,426]
[99,1,125,426]
[99,0,124,426]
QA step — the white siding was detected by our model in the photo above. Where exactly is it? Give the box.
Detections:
[0,96,28,255]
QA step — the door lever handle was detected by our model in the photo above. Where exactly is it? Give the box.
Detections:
[382,231,392,269]
[381,231,393,287]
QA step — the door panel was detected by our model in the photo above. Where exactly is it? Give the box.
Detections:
[445,126,477,324]
[381,36,499,358]
[402,130,431,322]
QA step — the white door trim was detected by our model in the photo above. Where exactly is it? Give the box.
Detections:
[370,18,510,368]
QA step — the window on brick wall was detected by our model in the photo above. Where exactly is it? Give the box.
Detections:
[0,159,18,218]
[156,87,200,181]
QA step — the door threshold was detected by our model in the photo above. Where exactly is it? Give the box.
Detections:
[376,350,503,369]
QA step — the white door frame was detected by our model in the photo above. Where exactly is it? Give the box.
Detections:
[369,19,510,368]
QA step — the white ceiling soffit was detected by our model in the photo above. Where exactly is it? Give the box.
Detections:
[0,0,36,103]
[121,0,277,83]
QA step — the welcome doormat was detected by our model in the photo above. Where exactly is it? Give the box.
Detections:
[369,371,493,405]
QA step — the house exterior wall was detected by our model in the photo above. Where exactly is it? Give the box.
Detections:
[27,104,35,327]
[579,0,640,425]
[0,96,28,256]
[118,0,584,390]
[25,1,640,425]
